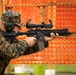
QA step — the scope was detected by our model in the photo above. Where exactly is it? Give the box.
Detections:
[26,19,53,28]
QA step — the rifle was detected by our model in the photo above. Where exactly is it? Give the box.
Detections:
[1,10,76,50]
[1,19,76,50]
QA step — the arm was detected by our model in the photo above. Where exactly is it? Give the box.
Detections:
[0,32,55,59]
[23,33,58,55]
[0,34,29,59]
[23,41,48,55]
[0,33,48,59]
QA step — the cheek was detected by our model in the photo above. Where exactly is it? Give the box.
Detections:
[13,27,20,32]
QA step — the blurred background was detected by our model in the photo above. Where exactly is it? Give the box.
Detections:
[0,0,76,75]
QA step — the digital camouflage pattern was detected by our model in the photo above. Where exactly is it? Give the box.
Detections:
[0,11,48,74]
[0,33,29,74]
[1,11,24,27]
[0,32,48,74]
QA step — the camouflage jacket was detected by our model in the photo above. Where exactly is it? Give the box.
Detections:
[0,32,48,74]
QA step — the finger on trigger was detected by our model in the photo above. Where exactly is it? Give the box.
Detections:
[56,33,59,36]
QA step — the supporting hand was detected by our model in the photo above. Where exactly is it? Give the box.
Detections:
[45,33,59,41]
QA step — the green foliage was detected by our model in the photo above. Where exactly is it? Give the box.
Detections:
[32,64,48,75]
[56,64,76,72]
[11,64,76,75]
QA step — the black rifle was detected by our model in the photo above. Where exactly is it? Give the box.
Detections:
[1,18,76,50]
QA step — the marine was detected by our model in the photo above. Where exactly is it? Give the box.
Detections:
[0,10,57,75]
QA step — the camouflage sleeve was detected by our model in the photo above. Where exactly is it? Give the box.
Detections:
[23,41,48,55]
[0,34,29,59]
[0,33,48,59]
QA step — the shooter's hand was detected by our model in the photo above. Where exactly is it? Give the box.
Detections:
[45,33,59,41]
[25,37,37,47]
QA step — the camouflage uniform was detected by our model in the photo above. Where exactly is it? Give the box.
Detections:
[0,11,48,75]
